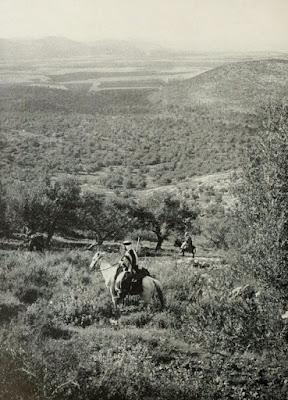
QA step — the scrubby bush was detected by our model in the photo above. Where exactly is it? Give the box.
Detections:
[232,104,288,295]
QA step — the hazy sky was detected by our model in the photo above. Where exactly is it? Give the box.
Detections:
[0,0,287,51]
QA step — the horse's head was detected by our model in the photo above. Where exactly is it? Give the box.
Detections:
[89,251,105,270]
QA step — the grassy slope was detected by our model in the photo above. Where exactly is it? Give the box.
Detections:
[0,248,287,399]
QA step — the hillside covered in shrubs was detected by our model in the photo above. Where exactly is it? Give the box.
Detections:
[151,59,288,109]
[1,59,288,187]
[0,103,287,399]
[0,50,288,399]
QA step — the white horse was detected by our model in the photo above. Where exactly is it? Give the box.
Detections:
[89,251,164,311]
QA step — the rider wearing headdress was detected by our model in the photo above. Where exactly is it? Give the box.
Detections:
[113,240,150,297]
[120,240,139,274]
[111,240,138,297]
[184,231,193,249]
[181,231,193,254]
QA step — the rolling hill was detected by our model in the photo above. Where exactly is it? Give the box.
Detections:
[151,59,288,112]
[0,37,87,59]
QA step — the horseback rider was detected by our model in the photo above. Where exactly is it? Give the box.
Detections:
[185,232,193,250]
[181,231,193,256]
[120,240,139,275]
[113,240,150,297]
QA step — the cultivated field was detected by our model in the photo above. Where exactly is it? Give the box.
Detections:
[1,51,282,91]
[0,55,215,90]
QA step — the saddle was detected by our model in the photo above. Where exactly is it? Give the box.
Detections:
[115,267,150,298]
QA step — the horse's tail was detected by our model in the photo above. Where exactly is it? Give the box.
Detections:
[152,279,165,309]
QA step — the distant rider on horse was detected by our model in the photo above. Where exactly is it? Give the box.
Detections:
[181,232,195,257]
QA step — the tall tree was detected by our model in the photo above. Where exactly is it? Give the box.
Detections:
[5,173,81,244]
[201,203,233,249]
[232,104,288,293]
[79,192,137,245]
[136,192,198,250]
[42,177,82,244]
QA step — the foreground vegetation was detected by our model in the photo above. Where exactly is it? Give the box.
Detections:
[0,247,287,400]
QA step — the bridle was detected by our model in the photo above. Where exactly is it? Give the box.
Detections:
[92,255,119,272]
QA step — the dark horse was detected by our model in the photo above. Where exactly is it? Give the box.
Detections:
[174,238,196,257]
[27,233,45,251]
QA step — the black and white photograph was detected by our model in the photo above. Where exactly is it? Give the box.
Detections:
[0,0,287,399]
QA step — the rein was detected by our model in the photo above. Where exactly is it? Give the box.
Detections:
[97,260,119,271]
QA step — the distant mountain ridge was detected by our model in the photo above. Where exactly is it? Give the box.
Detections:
[1,36,287,61]
[0,36,170,59]
[151,59,288,111]
[0,37,84,59]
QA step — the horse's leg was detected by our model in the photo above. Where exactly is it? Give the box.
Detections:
[110,287,118,311]
[153,280,165,309]
[108,290,121,324]
[140,281,150,308]
[112,296,117,311]
[192,247,196,258]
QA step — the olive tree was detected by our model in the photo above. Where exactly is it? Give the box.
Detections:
[201,203,233,249]
[79,192,138,245]
[136,192,198,250]
[5,173,81,244]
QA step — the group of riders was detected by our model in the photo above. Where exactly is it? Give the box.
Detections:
[24,226,194,296]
